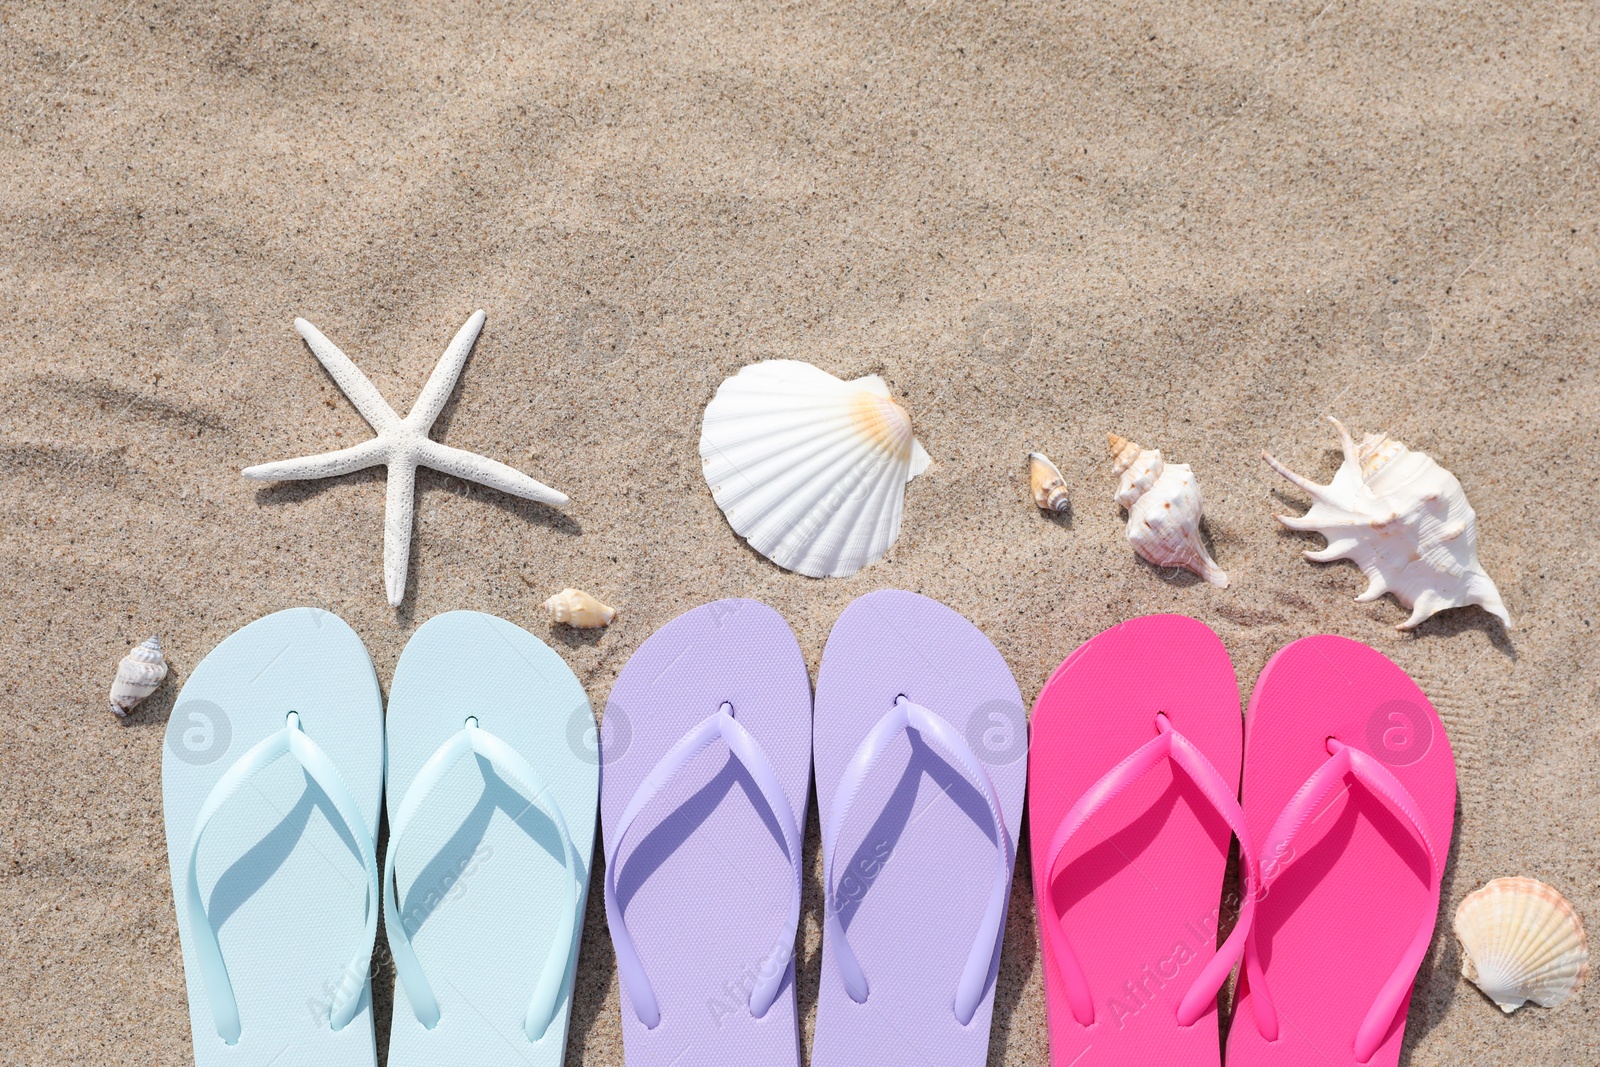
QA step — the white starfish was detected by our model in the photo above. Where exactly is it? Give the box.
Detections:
[243,311,569,606]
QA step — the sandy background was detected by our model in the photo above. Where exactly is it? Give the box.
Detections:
[2,0,1597,1063]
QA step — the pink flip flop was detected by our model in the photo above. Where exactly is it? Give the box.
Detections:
[1227,635,1456,1067]
[1029,615,1257,1067]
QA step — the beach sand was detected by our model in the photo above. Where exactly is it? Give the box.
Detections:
[2,1,1596,1063]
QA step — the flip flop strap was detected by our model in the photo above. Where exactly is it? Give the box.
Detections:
[1244,738,1441,1063]
[823,695,1012,1026]
[382,719,581,1042]
[185,711,378,1045]
[1040,714,1258,1028]
[604,702,802,1029]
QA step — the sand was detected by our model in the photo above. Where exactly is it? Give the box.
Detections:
[2,1,1597,1064]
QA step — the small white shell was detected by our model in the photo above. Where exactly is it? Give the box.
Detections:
[1264,417,1509,630]
[109,636,168,718]
[699,360,931,577]
[1107,433,1228,588]
[1028,452,1070,514]
[542,589,616,629]
[1455,877,1587,1013]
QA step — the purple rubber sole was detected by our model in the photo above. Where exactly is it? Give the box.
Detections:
[813,590,1028,1067]
[600,598,812,1067]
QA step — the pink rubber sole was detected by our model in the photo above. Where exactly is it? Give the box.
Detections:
[1226,635,1456,1067]
[1028,615,1243,1067]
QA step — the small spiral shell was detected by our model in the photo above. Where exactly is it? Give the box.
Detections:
[109,636,168,718]
[1027,452,1070,514]
[542,589,616,629]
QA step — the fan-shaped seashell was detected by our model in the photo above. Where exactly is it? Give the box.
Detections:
[109,636,168,718]
[1455,877,1587,1013]
[1028,452,1070,514]
[1263,417,1510,630]
[543,588,616,629]
[1106,433,1228,588]
[699,359,932,578]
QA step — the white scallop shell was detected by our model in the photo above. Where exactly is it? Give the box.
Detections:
[699,360,931,577]
[1107,433,1228,588]
[1028,452,1070,514]
[1263,417,1510,630]
[542,588,616,628]
[109,636,168,717]
[1455,877,1587,1013]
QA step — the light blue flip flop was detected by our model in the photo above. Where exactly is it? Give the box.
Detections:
[162,607,385,1067]
[382,610,599,1067]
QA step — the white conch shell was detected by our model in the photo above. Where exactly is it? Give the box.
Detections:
[699,359,932,578]
[1107,433,1228,588]
[1028,452,1070,514]
[542,588,616,628]
[1263,417,1510,630]
[1455,877,1587,1013]
[109,636,168,718]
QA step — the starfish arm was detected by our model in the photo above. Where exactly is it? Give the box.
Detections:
[294,318,402,432]
[383,457,417,607]
[242,437,390,481]
[416,439,570,508]
[405,310,486,431]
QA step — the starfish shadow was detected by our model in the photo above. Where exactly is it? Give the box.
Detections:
[252,467,385,505]
[415,467,583,536]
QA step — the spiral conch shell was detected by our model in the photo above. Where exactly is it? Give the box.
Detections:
[1455,877,1587,1013]
[1107,434,1228,587]
[109,636,168,718]
[543,588,615,628]
[1263,417,1509,630]
[1028,452,1070,514]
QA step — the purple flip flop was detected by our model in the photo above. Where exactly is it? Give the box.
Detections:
[813,590,1028,1067]
[600,599,812,1067]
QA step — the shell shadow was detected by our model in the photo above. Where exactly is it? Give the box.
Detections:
[1131,553,1205,588]
[1405,607,1516,661]
[1037,503,1074,530]
[545,624,610,650]
[732,531,791,574]
[1268,486,1317,523]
